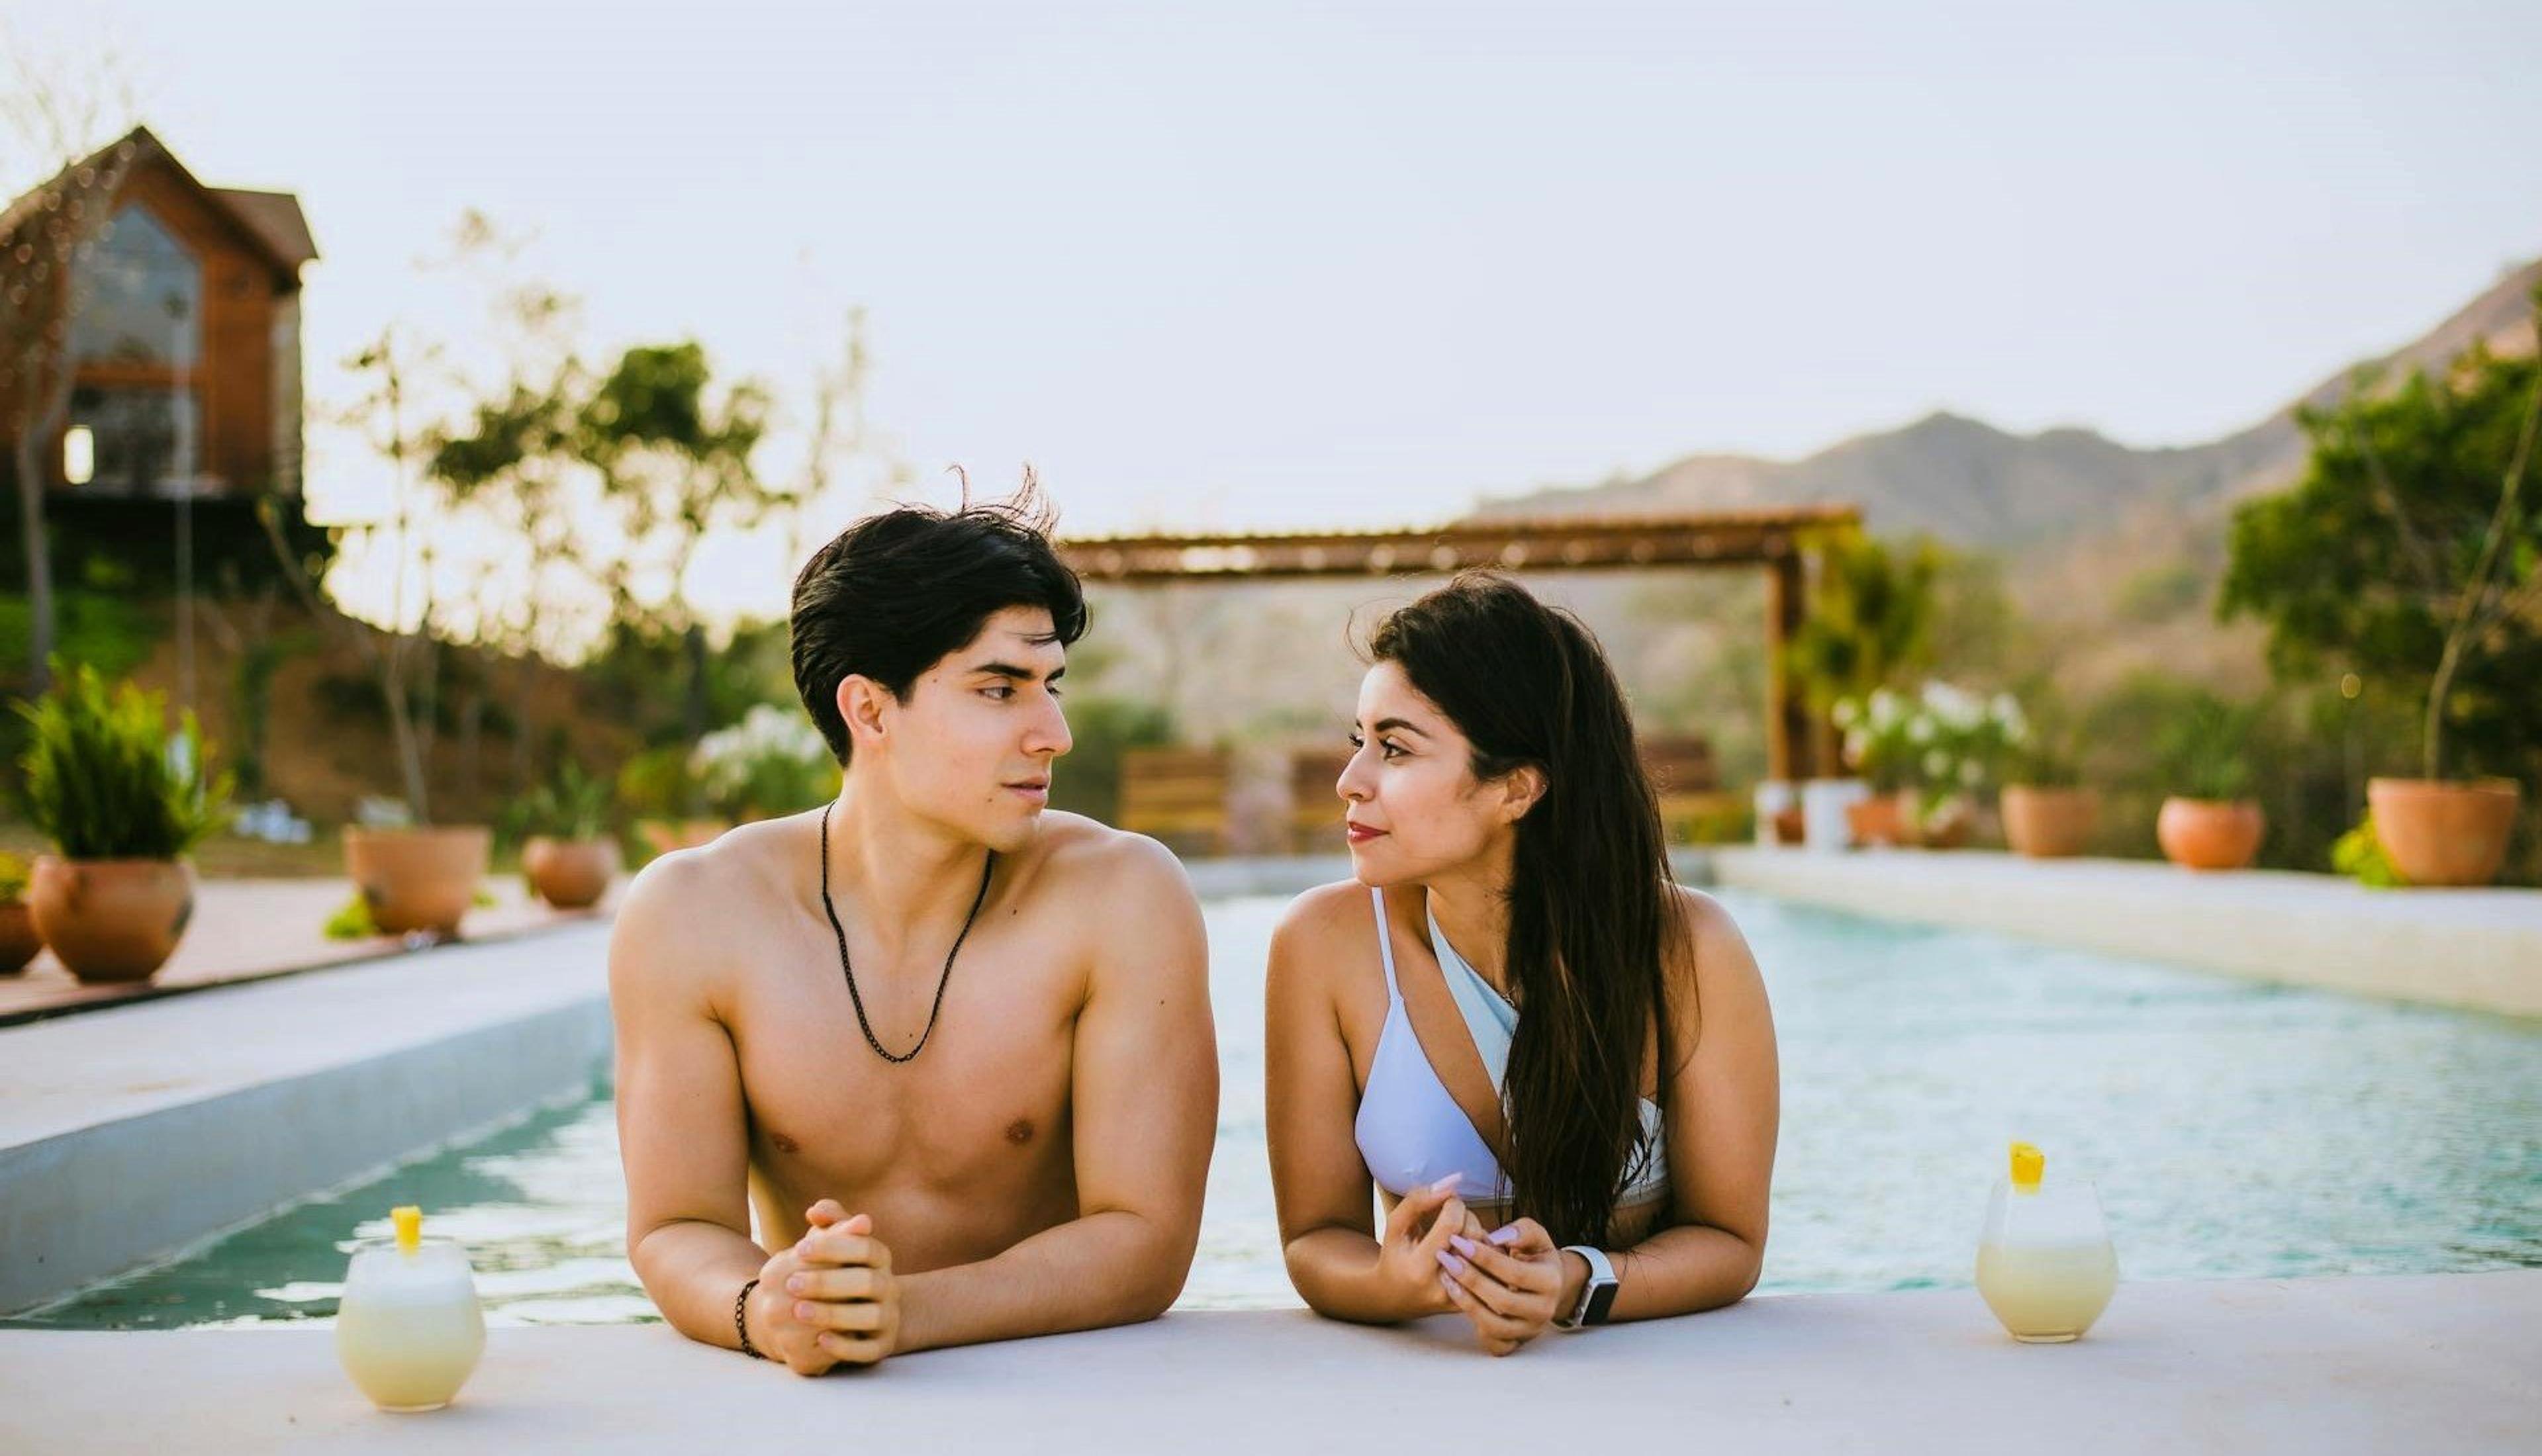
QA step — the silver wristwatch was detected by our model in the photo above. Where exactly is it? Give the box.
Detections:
[1553,1245,1618,1330]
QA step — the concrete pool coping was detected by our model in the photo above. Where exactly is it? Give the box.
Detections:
[0,877,618,1028]
[0,921,614,1314]
[1713,846,2542,1019]
[1,1271,2533,1452]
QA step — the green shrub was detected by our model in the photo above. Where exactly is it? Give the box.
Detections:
[15,661,232,858]
[506,758,614,844]
[324,893,378,940]
[0,850,27,901]
[2331,813,2410,888]
[2153,694,2260,801]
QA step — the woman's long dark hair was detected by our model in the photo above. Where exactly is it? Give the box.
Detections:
[1368,572,1687,1246]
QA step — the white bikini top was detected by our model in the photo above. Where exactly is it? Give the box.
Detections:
[1350,887,1668,1219]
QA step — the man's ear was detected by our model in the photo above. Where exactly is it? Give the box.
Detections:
[1499,764,1548,825]
[836,675,892,752]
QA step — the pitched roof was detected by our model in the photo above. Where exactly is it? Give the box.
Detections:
[209,187,318,267]
[1,125,316,279]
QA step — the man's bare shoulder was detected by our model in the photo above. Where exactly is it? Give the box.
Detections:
[1024,811,1192,905]
[606,822,803,1007]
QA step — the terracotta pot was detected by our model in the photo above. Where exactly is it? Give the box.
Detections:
[1847,794,1908,847]
[344,825,493,936]
[637,819,728,857]
[2156,797,2265,871]
[27,857,194,982]
[2001,785,2099,859]
[2367,778,2522,887]
[524,837,620,910]
[0,900,44,974]
[1899,790,1977,849]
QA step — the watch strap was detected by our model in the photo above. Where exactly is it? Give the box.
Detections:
[1555,1245,1617,1330]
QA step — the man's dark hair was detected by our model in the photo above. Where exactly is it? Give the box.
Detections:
[790,488,1088,764]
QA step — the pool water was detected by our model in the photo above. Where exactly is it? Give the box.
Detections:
[16,891,2541,1329]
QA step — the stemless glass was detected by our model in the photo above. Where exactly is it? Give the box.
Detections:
[334,1237,487,1412]
[1975,1174,2119,1343]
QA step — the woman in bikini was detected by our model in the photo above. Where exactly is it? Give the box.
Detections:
[1266,572,1780,1354]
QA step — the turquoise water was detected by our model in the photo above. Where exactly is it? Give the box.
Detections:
[15,890,2541,1329]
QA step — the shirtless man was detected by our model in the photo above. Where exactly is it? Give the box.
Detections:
[609,496,1217,1373]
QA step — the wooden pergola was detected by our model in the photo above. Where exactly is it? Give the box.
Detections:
[1057,504,1861,784]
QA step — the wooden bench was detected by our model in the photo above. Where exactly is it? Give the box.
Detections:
[1639,735,1742,844]
[1118,747,1233,856]
[1286,745,1355,854]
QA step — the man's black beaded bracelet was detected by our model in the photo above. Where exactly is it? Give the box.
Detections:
[736,1277,768,1359]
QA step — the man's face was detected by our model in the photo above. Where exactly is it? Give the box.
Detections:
[861,605,1072,852]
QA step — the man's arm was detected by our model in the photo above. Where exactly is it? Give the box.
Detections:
[888,835,1217,1352]
[610,853,775,1355]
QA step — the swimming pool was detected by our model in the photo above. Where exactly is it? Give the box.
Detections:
[16,890,2541,1328]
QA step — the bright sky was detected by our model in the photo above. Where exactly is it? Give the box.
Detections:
[17,0,2542,633]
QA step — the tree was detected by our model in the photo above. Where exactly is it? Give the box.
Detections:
[578,342,775,768]
[0,36,140,692]
[259,327,444,821]
[1781,531,1941,711]
[426,282,591,792]
[2220,290,2542,783]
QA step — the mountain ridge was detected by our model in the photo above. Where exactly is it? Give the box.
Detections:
[1476,256,2542,555]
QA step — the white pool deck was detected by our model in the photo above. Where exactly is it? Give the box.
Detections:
[3,1273,2535,1453]
[1714,846,2542,1020]
[3,850,2538,1449]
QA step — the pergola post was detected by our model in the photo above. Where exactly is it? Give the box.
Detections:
[1764,549,1812,785]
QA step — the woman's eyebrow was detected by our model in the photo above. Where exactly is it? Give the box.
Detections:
[1367,717,1429,737]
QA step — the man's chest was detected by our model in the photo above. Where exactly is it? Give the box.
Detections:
[729,935,1084,1187]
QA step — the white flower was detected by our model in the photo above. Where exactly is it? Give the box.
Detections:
[1833,698,1859,729]
[1959,759,1984,787]
[1923,749,1950,780]
[1908,715,1933,744]
[1923,680,1981,731]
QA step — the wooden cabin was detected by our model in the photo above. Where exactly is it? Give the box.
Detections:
[0,126,316,502]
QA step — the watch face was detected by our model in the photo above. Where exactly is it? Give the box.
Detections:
[1583,1280,1620,1326]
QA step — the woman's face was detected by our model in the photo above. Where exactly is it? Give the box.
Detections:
[1337,661,1529,887]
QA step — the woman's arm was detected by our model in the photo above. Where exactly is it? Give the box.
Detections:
[1266,889,1470,1323]
[1592,887,1781,1321]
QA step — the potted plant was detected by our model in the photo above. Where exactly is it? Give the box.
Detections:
[616,745,726,860]
[308,328,493,937]
[2153,696,2266,872]
[344,802,492,939]
[1834,688,1914,846]
[511,760,620,911]
[15,664,232,981]
[2221,293,2540,886]
[1999,698,2097,858]
[0,850,42,974]
[1908,682,2025,849]
[1791,535,1940,841]
[692,704,839,825]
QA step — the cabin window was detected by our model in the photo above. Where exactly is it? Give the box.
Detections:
[70,205,201,370]
[66,384,199,496]
[64,203,205,492]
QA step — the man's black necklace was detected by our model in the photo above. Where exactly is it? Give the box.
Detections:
[818,802,996,1064]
